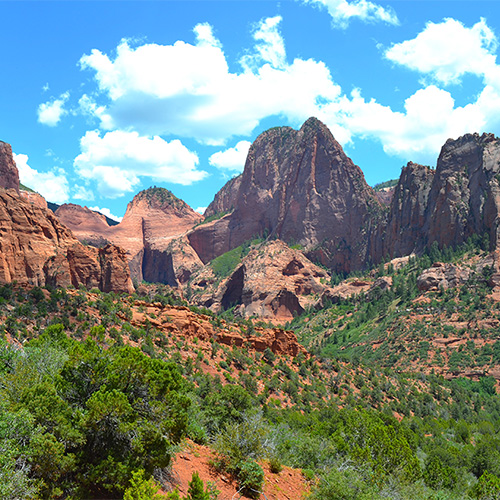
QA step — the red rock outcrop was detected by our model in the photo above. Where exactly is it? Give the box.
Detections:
[188,118,383,273]
[19,190,48,210]
[57,187,203,285]
[122,298,306,356]
[0,142,20,194]
[0,189,134,293]
[417,262,470,292]
[54,204,111,248]
[204,174,242,218]
[373,162,435,261]
[375,186,396,206]
[425,133,500,250]
[374,134,500,262]
[189,239,335,322]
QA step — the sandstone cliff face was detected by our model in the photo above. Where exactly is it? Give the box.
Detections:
[0,190,134,293]
[374,162,435,260]
[57,187,203,285]
[424,133,500,250]
[55,204,111,247]
[0,142,20,194]
[189,240,335,322]
[20,190,48,210]
[371,133,500,262]
[204,174,242,218]
[374,187,395,206]
[189,118,383,272]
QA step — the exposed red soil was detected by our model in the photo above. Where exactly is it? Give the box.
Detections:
[164,440,310,500]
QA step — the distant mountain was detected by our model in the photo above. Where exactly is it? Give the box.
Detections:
[56,186,203,284]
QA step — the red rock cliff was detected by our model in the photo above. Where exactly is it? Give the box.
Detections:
[189,117,383,273]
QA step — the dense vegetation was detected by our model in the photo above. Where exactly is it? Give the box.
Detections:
[3,235,500,499]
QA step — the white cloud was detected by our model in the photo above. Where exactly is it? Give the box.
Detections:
[209,141,252,172]
[88,206,123,222]
[193,22,222,49]
[241,16,286,70]
[78,17,341,145]
[74,130,206,198]
[303,0,399,29]
[73,184,95,201]
[13,153,70,204]
[195,206,207,215]
[37,92,69,126]
[385,18,498,85]
[75,15,500,167]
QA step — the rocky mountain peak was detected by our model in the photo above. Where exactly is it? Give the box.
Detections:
[132,186,191,212]
[0,141,20,194]
[188,117,382,272]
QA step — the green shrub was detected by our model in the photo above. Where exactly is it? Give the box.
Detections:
[269,455,283,474]
[237,460,264,499]
[123,469,162,500]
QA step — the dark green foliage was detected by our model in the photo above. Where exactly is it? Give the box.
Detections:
[186,472,211,500]
[237,460,264,499]
[470,471,500,499]
[0,327,189,498]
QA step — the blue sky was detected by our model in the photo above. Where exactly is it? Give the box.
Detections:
[2,0,500,220]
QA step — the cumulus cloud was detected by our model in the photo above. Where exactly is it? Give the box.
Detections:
[74,15,500,168]
[241,16,286,70]
[209,141,252,172]
[195,206,207,215]
[385,18,497,85]
[88,206,123,222]
[37,92,69,126]
[330,86,481,159]
[79,17,341,145]
[74,130,206,198]
[73,184,95,201]
[302,0,399,29]
[13,153,70,204]
[193,22,222,49]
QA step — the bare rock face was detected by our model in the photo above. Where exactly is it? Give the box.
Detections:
[417,262,470,292]
[375,186,396,206]
[189,118,383,273]
[375,134,500,262]
[374,162,435,260]
[55,204,111,247]
[142,235,203,287]
[0,142,20,194]
[19,190,48,210]
[424,133,500,250]
[204,174,242,218]
[189,239,334,322]
[0,190,134,293]
[57,187,203,284]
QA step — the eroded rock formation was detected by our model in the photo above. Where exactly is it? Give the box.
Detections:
[189,240,336,322]
[188,118,383,272]
[0,141,19,194]
[57,187,203,284]
[0,190,134,293]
